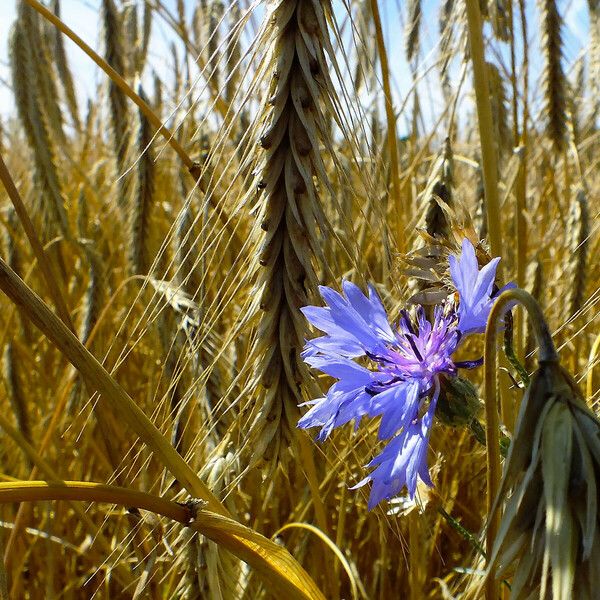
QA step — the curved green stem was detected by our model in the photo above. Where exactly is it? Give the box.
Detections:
[484,287,557,599]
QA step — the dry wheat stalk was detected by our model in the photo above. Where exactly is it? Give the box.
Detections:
[474,163,487,240]
[419,137,454,240]
[102,0,130,187]
[207,1,224,94]
[176,195,203,297]
[588,0,600,117]
[487,61,512,158]
[19,3,66,145]
[525,256,543,369]
[153,71,163,118]
[122,1,139,78]
[138,0,152,75]
[3,344,30,453]
[192,0,209,49]
[489,0,510,41]
[405,0,422,63]
[79,241,103,346]
[225,4,242,106]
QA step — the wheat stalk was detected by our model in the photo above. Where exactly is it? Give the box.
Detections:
[101,0,130,189]
[405,0,421,63]
[565,187,589,319]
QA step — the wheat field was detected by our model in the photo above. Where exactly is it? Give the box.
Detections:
[0,0,598,598]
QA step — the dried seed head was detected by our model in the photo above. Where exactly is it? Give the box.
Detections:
[487,358,600,598]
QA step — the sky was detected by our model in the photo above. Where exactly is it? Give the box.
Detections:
[0,0,592,132]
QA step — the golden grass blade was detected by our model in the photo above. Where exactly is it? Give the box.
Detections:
[274,522,364,600]
[191,512,326,600]
[0,481,325,600]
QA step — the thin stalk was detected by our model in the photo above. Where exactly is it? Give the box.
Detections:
[0,481,191,523]
[464,0,503,259]
[508,0,527,363]
[465,0,513,436]
[587,331,600,400]
[370,0,405,248]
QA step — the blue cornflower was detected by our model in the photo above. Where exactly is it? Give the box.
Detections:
[298,239,507,509]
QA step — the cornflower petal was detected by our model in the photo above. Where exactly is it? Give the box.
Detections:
[450,238,504,336]
[298,359,376,440]
[301,306,364,358]
[341,280,396,344]
[318,285,391,356]
[368,380,421,440]
[361,391,438,509]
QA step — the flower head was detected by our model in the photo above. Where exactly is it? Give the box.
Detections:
[300,284,462,507]
[299,239,508,508]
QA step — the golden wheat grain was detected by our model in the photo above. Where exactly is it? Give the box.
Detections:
[566,187,589,319]
[20,4,65,145]
[2,344,30,454]
[489,0,510,41]
[122,1,138,78]
[487,61,512,157]
[405,0,422,63]
[242,0,338,470]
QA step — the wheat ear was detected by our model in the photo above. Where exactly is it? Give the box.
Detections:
[539,0,567,150]
[129,85,156,275]
[243,0,338,470]
[50,0,80,130]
